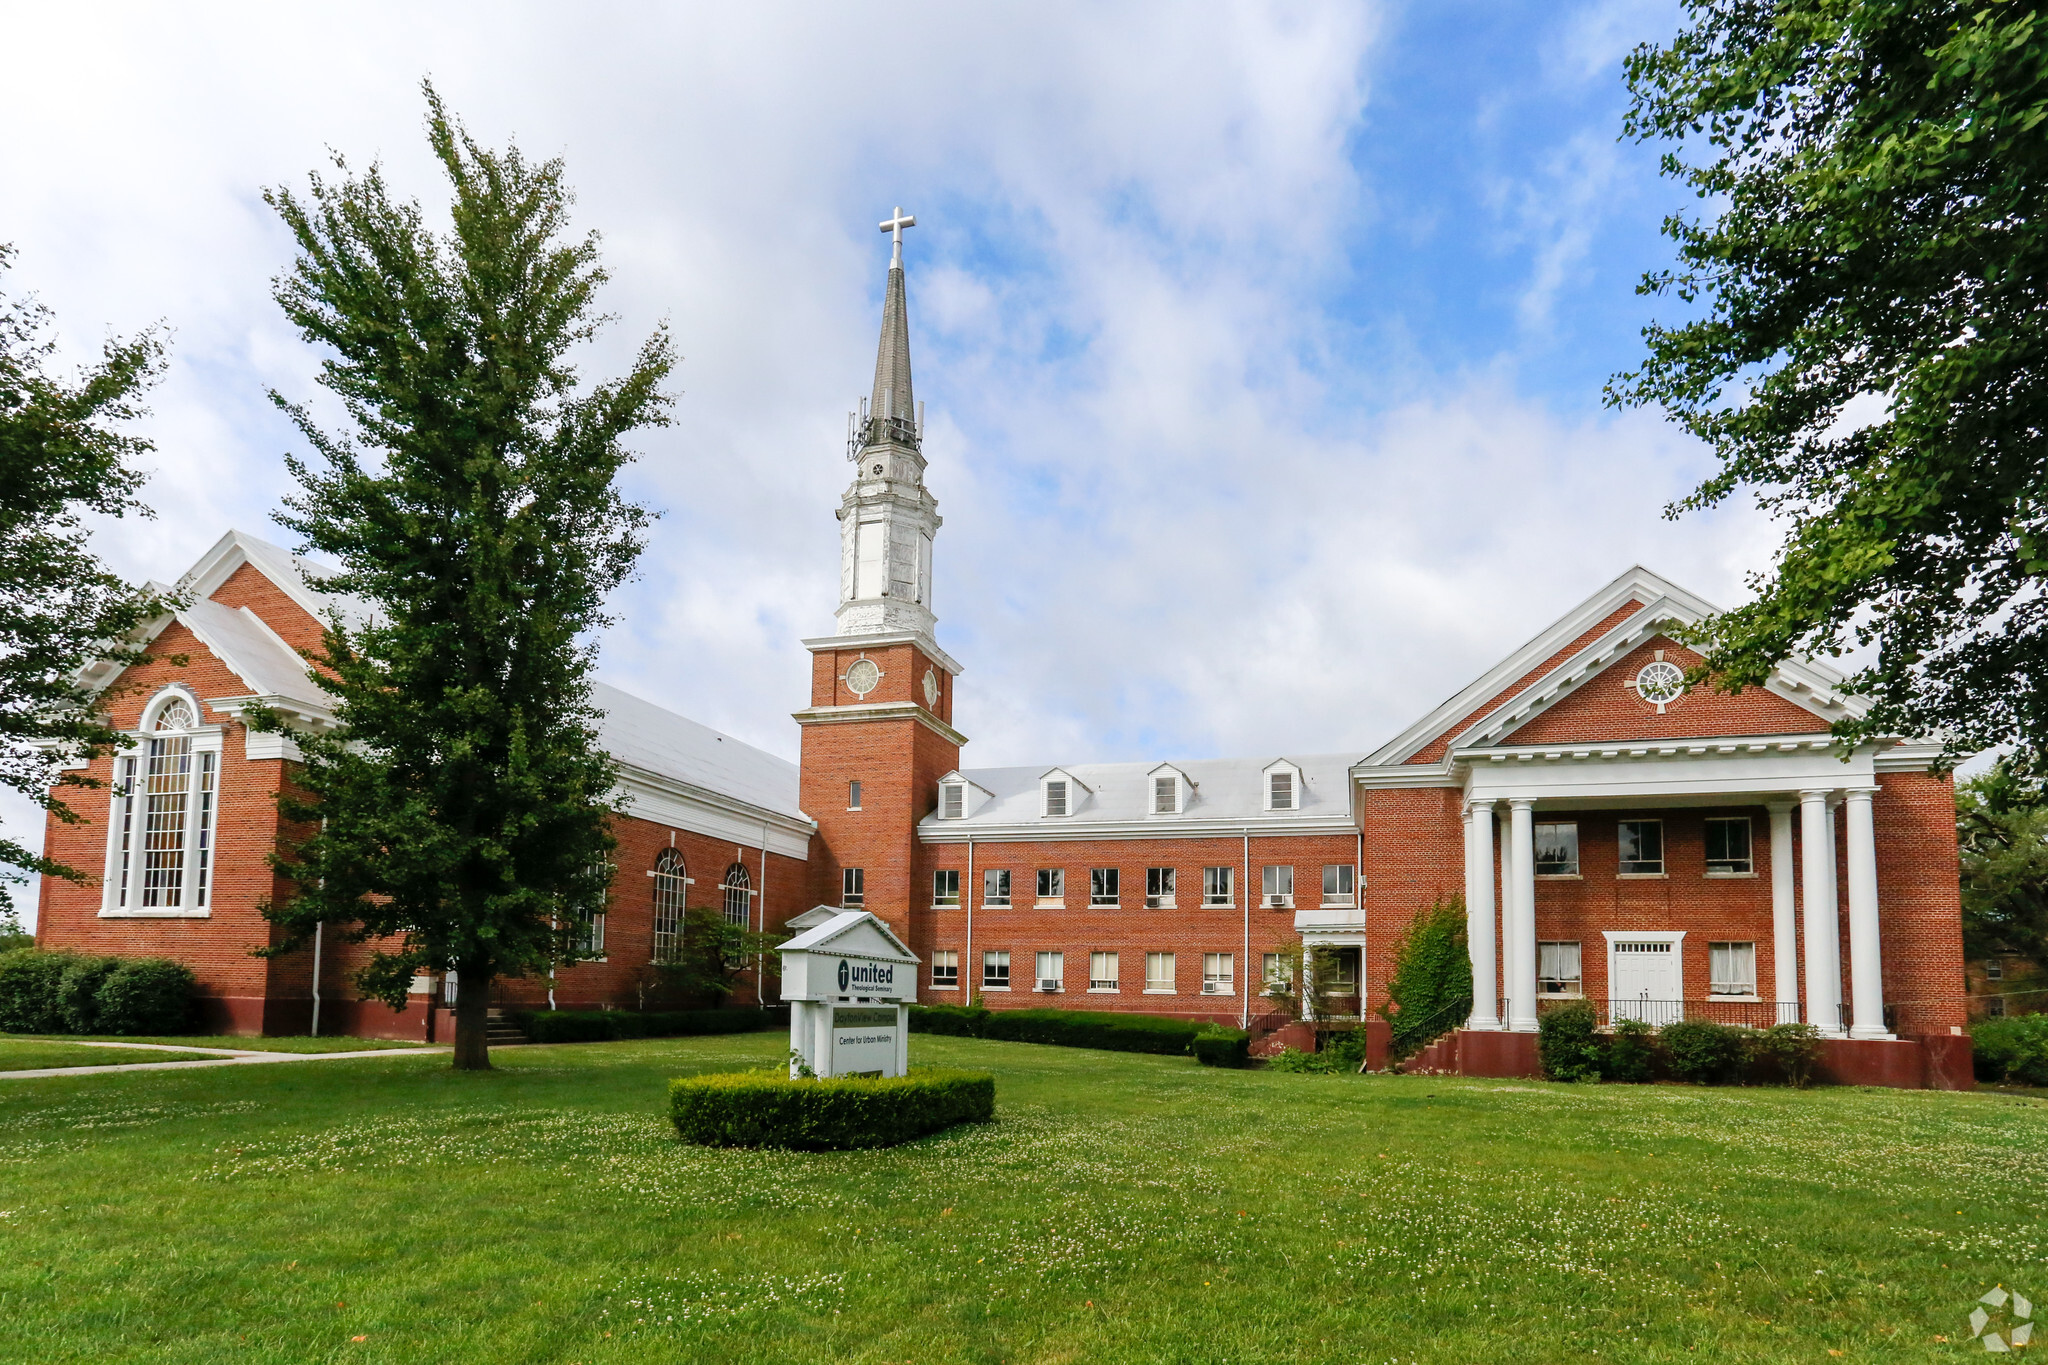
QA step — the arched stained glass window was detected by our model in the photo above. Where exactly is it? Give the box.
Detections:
[652,848,686,964]
[722,862,752,928]
[113,689,216,910]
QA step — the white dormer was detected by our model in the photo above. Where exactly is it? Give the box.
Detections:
[1262,759,1303,812]
[934,769,993,820]
[1039,767,1090,818]
[1147,763,1194,815]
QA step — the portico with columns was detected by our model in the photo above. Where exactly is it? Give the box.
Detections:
[1354,566,1970,1085]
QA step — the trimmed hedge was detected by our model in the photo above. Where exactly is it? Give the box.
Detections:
[669,1067,995,1149]
[908,1003,1210,1055]
[0,949,193,1035]
[515,1008,786,1044]
[1972,1014,2048,1087]
[1191,1028,1251,1068]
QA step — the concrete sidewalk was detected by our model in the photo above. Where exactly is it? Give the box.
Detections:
[0,1040,450,1080]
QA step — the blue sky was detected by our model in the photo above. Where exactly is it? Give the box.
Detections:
[3,0,1782,923]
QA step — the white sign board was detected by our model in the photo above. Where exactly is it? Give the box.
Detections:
[777,908,919,1078]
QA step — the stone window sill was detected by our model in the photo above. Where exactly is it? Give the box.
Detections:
[981,984,1011,992]
[1617,872,1668,880]
[1703,871,1756,879]
[1088,985,1119,993]
[100,909,211,919]
[1035,899,1063,909]
[1536,873,1582,881]
[1143,987,1176,995]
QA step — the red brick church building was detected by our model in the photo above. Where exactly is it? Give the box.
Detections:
[34,218,1971,1083]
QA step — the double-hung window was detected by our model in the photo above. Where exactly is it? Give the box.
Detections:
[1144,951,1175,994]
[1321,864,1355,907]
[841,866,864,908]
[1043,779,1069,817]
[982,949,1011,989]
[1710,941,1757,997]
[1035,951,1064,991]
[107,692,223,915]
[1704,817,1753,875]
[1617,819,1665,876]
[933,869,960,907]
[1535,823,1579,876]
[1261,952,1292,990]
[1090,867,1119,907]
[1089,951,1119,991]
[1261,865,1294,908]
[940,782,965,818]
[1268,771,1295,810]
[1145,867,1175,908]
[1538,941,1582,996]
[931,950,959,989]
[983,868,1011,908]
[1202,953,1233,996]
[1202,866,1234,907]
[1036,868,1064,906]
[1153,775,1179,813]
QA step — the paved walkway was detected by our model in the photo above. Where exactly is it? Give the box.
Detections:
[0,1040,450,1080]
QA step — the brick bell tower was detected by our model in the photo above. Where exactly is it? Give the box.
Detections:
[794,207,965,952]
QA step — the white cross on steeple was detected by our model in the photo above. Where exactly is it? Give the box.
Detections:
[879,206,915,266]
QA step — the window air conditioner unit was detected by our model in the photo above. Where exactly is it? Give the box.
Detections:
[1145,895,1165,909]
[1201,981,1229,995]
[1266,895,1288,909]
[1037,979,1061,993]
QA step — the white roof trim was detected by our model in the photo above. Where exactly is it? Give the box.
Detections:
[778,908,919,963]
[1360,565,1862,768]
[937,769,995,798]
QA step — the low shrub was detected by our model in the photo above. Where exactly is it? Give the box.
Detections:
[93,959,195,1035]
[1601,1017,1657,1083]
[1263,1047,1335,1073]
[1191,1025,1250,1068]
[1750,1022,1823,1088]
[57,956,123,1034]
[669,1067,995,1150]
[1537,1000,1602,1082]
[1661,1018,1753,1084]
[517,1008,784,1044]
[907,1004,1209,1056]
[1971,1014,2048,1087]
[0,949,70,1033]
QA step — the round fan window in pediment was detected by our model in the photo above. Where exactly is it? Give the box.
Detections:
[843,658,881,697]
[1634,659,1687,708]
[153,697,196,731]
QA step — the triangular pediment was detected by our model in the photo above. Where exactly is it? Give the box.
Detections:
[1361,566,1866,772]
[778,909,919,964]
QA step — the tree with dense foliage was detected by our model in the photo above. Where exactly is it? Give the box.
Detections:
[1612,1,2048,764]
[0,246,174,916]
[1958,757,2048,980]
[1377,896,1473,1055]
[651,907,784,1006]
[255,85,675,1069]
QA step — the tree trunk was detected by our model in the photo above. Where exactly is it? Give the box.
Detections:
[452,965,492,1070]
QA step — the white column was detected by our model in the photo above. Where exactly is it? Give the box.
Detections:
[1825,797,1846,1028]
[1843,786,1891,1039]
[1767,802,1800,1025]
[1507,798,1538,1032]
[1798,790,1843,1035]
[1464,799,1501,1030]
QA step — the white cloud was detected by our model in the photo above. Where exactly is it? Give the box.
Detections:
[0,1,1771,929]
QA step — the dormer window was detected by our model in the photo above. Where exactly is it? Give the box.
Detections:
[1045,780,1068,816]
[1147,764,1191,815]
[1262,762,1302,812]
[1038,768,1087,818]
[940,781,965,819]
[1153,776,1175,813]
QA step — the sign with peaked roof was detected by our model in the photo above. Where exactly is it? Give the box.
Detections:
[779,908,919,1003]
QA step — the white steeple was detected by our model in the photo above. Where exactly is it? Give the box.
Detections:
[833,208,942,641]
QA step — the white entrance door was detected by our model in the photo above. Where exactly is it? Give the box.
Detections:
[1609,939,1682,1026]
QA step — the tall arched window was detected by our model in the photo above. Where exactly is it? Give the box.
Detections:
[108,689,219,913]
[721,862,752,928]
[651,849,686,963]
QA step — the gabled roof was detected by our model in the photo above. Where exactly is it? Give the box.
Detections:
[1357,565,1859,772]
[180,597,330,711]
[778,908,918,963]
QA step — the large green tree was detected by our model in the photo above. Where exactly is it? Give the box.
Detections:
[1958,757,2048,977]
[0,246,173,915]
[1611,1,2048,763]
[256,86,674,1069]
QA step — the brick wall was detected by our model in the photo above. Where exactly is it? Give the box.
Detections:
[1504,636,1824,745]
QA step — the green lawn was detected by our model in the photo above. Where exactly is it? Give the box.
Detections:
[0,1039,223,1070]
[9,1033,433,1054]
[0,1035,2041,1363]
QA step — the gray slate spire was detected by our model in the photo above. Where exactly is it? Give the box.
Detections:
[865,207,917,447]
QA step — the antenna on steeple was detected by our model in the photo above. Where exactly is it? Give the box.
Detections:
[917,401,925,441]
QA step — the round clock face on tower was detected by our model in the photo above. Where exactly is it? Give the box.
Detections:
[843,658,881,697]
[1633,659,1686,707]
[922,668,940,708]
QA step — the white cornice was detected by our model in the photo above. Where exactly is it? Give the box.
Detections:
[613,762,816,860]
[801,630,965,677]
[791,700,969,747]
[917,813,1358,844]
